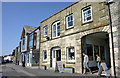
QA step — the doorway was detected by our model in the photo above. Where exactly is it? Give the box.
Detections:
[81,32,111,71]
[52,48,61,69]
[26,53,30,66]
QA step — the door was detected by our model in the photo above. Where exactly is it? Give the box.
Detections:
[56,50,61,61]
[26,53,30,66]
[52,50,56,69]
[52,49,61,69]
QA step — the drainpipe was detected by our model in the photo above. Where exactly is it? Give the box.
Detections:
[105,0,116,78]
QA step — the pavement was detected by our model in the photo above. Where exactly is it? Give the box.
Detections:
[0,63,109,78]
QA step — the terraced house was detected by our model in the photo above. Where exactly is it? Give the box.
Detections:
[19,25,40,67]
[13,46,18,64]
[40,1,120,76]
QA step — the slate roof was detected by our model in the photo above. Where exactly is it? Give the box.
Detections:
[23,25,37,33]
[20,25,37,39]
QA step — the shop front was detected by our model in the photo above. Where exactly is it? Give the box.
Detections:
[81,32,111,70]
[31,51,39,66]
[25,50,39,67]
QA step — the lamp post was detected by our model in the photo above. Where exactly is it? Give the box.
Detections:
[105,0,116,77]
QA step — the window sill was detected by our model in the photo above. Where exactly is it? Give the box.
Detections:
[52,36,60,39]
[66,61,75,64]
[82,20,93,25]
[43,35,48,38]
[42,60,47,63]
[66,26,74,30]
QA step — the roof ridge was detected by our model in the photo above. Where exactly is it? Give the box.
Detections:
[23,25,37,28]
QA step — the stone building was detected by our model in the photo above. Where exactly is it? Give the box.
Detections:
[40,1,120,76]
[109,1,120,76]
[19,25,40,67]
[13,47,18,64]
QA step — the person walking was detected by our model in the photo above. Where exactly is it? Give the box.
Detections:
[96,54,101,69]
[83,53,92,74]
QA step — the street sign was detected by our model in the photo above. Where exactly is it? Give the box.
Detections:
[57,61,64,73]
[98,62,111,77]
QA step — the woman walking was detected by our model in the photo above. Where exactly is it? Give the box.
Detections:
[96,54,101,69]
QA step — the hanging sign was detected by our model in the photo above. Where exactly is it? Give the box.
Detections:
[71,48,74,53]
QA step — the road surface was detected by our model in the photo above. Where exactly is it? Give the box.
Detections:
[1,63,107,78]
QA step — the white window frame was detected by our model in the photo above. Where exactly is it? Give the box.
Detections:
[52,21,60,38]
[22,37,25,50]
[43,50,47,61]
[66,14,74,29]
[82,6,93,24]
[66,46,75,62]
[29,33,34,49]
[44,26,48,37]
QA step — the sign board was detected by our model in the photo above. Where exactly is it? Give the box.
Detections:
[98,62,111,77]
[71,48,74,53]
[56,61,64,73]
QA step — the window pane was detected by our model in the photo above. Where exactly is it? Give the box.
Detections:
[87,16,91,21]
[68,21,73,27]
[82,6,92,23]
[27,54,29,63]
[57,31,60,36]
[53,24,56,37]
[43,50,47,60]
[57,25,60,36]
[45,30,47,35]
[57,23,60,36]
[53,50,55,58]
[53,31,56,37]
[29,34,34,49]
[67,47,75,60]
[94,45,99,60]
[88,10,91,14]
[53,25,56,30]
[57,25,60,29]
[44,26,48,36]
[68,17,70,21]
[23,44,25,50]
[32,53,39,64]
[67,14,73,28]
[52,21,60,38]
[29,40,33,48]
[70,15,73,20]
[87,44,93,61]
[100,46,105,60]
[22,38,25,50]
